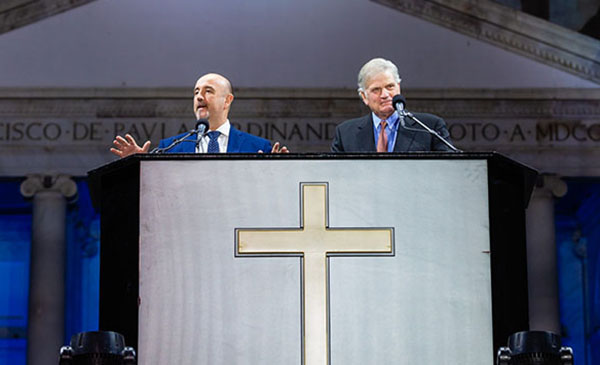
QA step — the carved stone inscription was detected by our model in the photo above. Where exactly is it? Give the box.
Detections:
[447,120,600,146]
[1,88,600,176]
[3,119,599,147]
[0,118,339,151]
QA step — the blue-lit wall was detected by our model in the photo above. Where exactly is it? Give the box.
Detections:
[0,179,99,365]
[0,181,30,365]
[556,179,600,365]
[1,177,600,363]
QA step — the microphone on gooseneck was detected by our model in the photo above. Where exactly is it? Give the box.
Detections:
[195,119,209,151]
[150,118,209,154]
[195,119,209,136]
[392,94,461,152]
[393,94,407,127]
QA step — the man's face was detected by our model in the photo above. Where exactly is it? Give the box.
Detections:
[360,71,401,119]
[192,74,233,121]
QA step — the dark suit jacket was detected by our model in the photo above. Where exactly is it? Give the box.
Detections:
[158,125,272,153]
[331,113,453,152]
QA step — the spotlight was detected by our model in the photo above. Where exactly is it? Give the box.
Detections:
[58,331,136,365]
[496,330,573,365]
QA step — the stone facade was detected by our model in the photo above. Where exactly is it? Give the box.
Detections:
[371,0,600,84]
[0,0,97,35]
[1,87,599,177]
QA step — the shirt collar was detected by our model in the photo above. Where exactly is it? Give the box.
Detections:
[372,111,399,129]
[211,120,231,137]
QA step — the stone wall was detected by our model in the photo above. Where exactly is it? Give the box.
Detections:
[1,87,599,177]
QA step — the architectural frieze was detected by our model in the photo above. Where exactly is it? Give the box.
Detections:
[0,0,97,35]
[372,0,600,84]
[1,87,599,177]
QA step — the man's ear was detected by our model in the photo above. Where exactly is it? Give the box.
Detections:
[359,91,368,106]
[225,93,234,108]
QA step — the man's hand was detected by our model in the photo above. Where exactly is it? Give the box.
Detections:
[110,134,151,158]
[270,142,289,154]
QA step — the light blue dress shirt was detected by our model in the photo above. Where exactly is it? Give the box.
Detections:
[372,111,400,152]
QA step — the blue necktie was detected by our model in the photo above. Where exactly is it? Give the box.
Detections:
[207,131,220,153]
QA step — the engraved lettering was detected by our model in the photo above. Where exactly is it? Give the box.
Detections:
[536,123,551,141]
[89,122,103,141]
[555,123,570,142]
[141,123,157,140]
[306,123,323,140]
[73,122,89,141]
[26,122,42,141]
[572,124,587,142]
[288,124,303,141]
[482,123,500,141]
[449,123,466,141]
[270,123,287,141]
[510,124,526,142]
[43,123,61,141]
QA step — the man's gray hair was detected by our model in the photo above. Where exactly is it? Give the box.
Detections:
[357,58,401,94]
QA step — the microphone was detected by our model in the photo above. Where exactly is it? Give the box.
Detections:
[195,119,209,136]
[392,94,461,152]
[195,118,209,151]
[393,94,407,127]
[150,118,209,154]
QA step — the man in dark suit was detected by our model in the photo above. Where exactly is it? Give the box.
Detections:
[111,73,287,156]
[331,58,452,153]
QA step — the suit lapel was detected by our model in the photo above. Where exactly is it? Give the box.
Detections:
[226,126,242,153]
[394,128,416,152]
[393,116,417,152]
[356,115,376,152]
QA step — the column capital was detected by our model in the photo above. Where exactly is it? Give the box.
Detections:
[534,174,568,199]
[20,174,78,200]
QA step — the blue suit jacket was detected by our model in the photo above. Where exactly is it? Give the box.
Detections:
[158,125,272,153]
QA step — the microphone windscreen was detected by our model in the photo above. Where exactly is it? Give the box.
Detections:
[196,118,208,129]
[392,94,406,110]
[195,118,209,131]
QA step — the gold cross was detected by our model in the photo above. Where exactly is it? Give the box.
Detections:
[236,183,394,365]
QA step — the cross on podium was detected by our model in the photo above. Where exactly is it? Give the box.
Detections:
[236,183,394,365]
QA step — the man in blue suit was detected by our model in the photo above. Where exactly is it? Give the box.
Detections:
[111,73,287,157]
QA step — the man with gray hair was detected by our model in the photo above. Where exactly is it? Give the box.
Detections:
[331,58,452,152]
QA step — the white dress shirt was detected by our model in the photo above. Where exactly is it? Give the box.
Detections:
[196,120,230,153]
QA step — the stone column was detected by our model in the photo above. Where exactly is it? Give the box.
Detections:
[525,174,567,333]
[20,175,77,365]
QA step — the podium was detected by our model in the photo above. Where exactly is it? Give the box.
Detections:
[88,153,536,364]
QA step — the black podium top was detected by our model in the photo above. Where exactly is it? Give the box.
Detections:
[88,152,537,210]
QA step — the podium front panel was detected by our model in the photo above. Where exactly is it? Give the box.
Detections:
[138,159,492,364]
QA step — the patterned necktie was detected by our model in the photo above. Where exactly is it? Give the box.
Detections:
[377,120,388,153]
[207,131,221,153]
